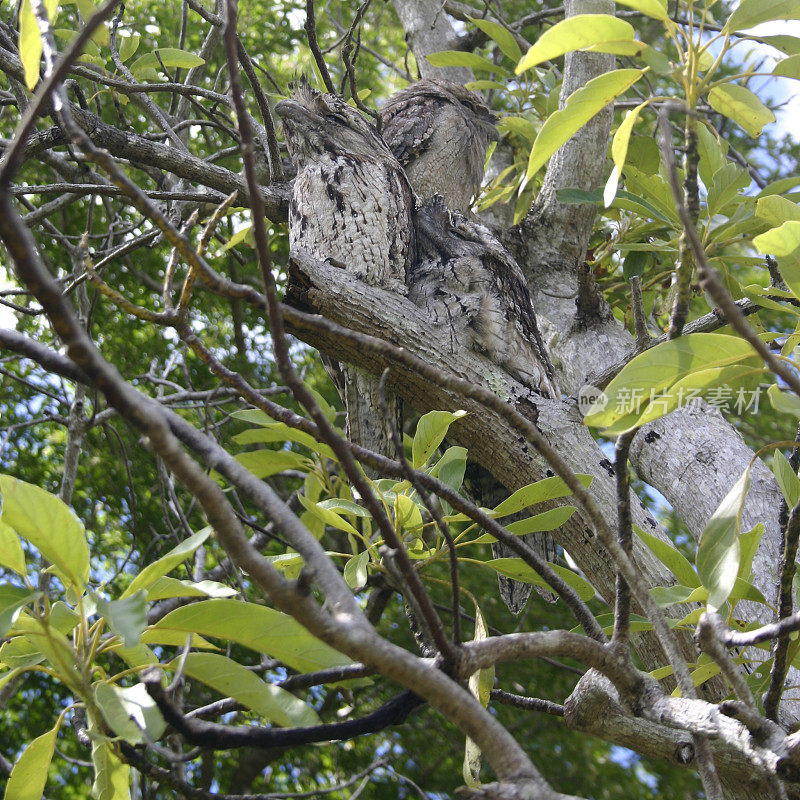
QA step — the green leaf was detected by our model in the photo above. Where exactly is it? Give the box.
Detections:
[464,605,493,788]
[74,0,109,45]
[343,550,370,589]
[769,385,800,418]
[152,599,351,673]
[0,586,41,637]
[0,475,90,592]
[605,101,650,206]
[0,635,45,670]
[0,521,26,576]
[497,115,538,144]
[737,522,766,581]
[297,493,359,536]
[755,195,800,227]
[175,652,320,727]
[317,498,371,517]
[491,475,593,517]
[124,527,212,597]
[468,17,521,62]
[95,591,147,648]
[50,601,80,634]
[650,584,695,607]
[707,84,775,138]
[394,493,423,532]
[472,506,576,543]
[773,54,800,80]
[697,122,728,189]
[725,0,800,32]
[612,0,668,20]
[412,410,467,468]
[146,577,237,601]
[526,70,643,180]
[484,559,595,601]
[91,737,130,800]
[19,0,58,90]
[696,467,751,611]
[4,720,58,800]
[465,79,508,92]
[129,48,205,77]
[756,35,800,56]
[773,452,800,507]
[754,220,800,256]
[634,525,699,587]
[94,682,166,745]
[117,33,140,63]
[234,449,309,479]
[707,163,750,217]
[233,419,334,459]
[426,51,502,73]
[430,446,468,492]
[582,334,762,433]
[516,15,635,72]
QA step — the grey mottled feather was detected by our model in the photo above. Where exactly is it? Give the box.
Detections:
[381,79,498,214]
[383,81,561,612]
[276,84,414,459]
[414,197,562,610]
[413,197,559,397]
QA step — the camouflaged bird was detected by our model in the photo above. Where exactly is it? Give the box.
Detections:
[413,197,562,611]
[276,83,414,459]
[380,79,498,214]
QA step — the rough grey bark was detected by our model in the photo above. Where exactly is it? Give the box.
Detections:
[286,251,699,678]
[391,0,473,83]
[388,0,795,784]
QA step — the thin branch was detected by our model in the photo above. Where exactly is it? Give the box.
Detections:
[304,0,336,93]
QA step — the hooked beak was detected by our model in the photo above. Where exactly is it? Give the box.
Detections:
[275,99,321,127]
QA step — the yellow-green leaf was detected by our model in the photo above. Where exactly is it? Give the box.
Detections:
[130,48,205,77]
[471,506,576,543]
[468,17,522,62]
[175,652,320,727]
[94,682,166,745]
[526,69,643,180]
[151,599,351,673]
[707,84,775,137]
[754,220,800,256]
[725,0,800,32]
[3,721,58,800]
[696,467,750,611]
[0,475,90,591]
[426,51,502,73]
[343,550,370,589]
[768,384,800,418]
[19,0,59,91]
[412,410,467,468]
[490,474,593,517]
[394,493,423,532]
[634,525,699,588]
[755,195,800,227]
[117,33,140,63]
[612,0,668,21]
[583,334,762,433]
[484,559,595,601]
[0,521,26,576]
[297,493,359,536]
[91,737,130,800]
[124,527,212,597]
[774,451,800,507]
[605,101,650,206]
[516,15,635,72]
